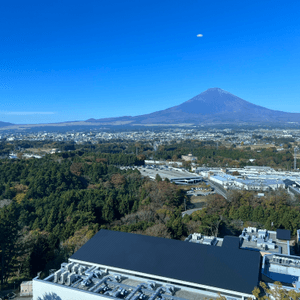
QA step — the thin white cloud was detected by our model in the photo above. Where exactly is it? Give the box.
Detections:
[0,111,55,115]
[197,34,203,37]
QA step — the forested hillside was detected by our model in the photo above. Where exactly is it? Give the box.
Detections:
[0,141,299,291]
[0,150,185,288]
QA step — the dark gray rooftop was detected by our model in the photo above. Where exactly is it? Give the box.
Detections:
[71,229,261,295]
[276,229,291,240]
[222,236,241,249]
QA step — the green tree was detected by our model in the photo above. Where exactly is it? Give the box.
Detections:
[0,203,20,287]
[102,196,115,223]
[155,174,162,182]
[24,231,56,278]
[253,281,300,300]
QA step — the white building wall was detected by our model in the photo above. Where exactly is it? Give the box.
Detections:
[209,176,224,185]
[33,278,108,300]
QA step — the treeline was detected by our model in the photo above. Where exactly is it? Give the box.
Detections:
[154,141,294,169]
[2,139,295,170]
[0,140,152,156]
[182,190,300,238]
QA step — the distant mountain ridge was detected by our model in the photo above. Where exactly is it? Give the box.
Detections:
[0,121,14,128]
[87,88,300,125]
[2,88,300,129]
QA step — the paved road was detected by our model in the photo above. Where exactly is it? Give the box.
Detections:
[207,180,228,199]
[182,207,203,217]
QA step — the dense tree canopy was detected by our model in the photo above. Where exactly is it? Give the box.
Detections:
[0,140,298,293]
[0,150,187,289]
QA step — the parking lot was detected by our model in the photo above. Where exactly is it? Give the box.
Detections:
[136,165,197,181]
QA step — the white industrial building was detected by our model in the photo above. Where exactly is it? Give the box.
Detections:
[209,174,286,191]
[33,230,261,300]
[195,166,300,192]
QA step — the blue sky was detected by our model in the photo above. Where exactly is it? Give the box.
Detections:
[1,0,300,124]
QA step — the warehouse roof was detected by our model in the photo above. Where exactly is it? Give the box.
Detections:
[222,236,241,249]
[71,230,261,295]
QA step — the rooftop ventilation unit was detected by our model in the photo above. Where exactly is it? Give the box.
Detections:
[59,271,69,284]
[89,275,114,293]
[113,287,128,298]
[94,285,109,293]
[192,233,201,240]
[258,229,267,239]
[60,263,67,269]
[71,264,79,274]
[78,266,86,275]
[84,265,96,274]
[71,277,82,288]
[138,293,146,300]
[94,270,103,278]
[81,273,94,286]
[251,235,257,242]
[65,273,77,286]
[202,237,217,245]
[165,284,175,295]
[65,262,74,272]
[185,234,192,242]
[246,227,257,233]
[148,287,164,300]
[265,242,275,250]
[147,281,156,290]
[131,293,143,300]
[53,270,62,283]
[125,283,147,300]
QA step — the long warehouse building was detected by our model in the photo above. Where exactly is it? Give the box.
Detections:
[33,229,261,300]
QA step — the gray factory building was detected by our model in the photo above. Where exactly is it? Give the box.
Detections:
[187,227,300,296]
[186,227,293,255]
[33,230,261,300]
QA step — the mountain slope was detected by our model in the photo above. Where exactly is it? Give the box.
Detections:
[88,88,300,125]
[0,121,14,127]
